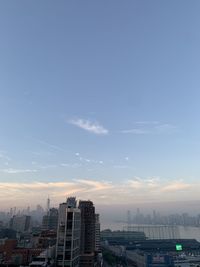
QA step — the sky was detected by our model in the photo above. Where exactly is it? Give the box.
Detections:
[1,0,200,209]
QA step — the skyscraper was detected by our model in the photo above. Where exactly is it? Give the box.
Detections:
[56,197,81,267]
[9,215,31,233]
[78,200,95,267]
[95,214,100,252]
[42,208,58,231]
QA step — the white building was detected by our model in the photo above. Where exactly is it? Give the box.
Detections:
[56,198,81,267]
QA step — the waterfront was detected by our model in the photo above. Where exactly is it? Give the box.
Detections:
[102,222,200,242]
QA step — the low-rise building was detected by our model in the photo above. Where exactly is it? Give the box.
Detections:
[101,229,146,245]
[126,250,175,267]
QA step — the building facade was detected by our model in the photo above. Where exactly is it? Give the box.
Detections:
[56,198,81,267]
[42,208,58,230]
[10,215,31,233]
[79,200,95,267]
[95,214,100,252]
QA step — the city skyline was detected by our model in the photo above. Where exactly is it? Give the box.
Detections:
[1,1,200,207]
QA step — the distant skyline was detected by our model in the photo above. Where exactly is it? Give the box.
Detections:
[1,1,200,208]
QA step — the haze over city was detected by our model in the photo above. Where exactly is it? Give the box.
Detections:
[1,0,200,217]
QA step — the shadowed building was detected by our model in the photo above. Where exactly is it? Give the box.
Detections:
[42,208,58,230]
[10,215,31,233]
[95,214,100,252]
[79,200,95,267]
[101,229,146,245]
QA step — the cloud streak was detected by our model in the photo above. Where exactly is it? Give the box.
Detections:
[1,168,37,174]
[121,129,149,134]
[69,119,109,135]
[121,122,177,135]
[0,151,11,161]
[0,177,198,208]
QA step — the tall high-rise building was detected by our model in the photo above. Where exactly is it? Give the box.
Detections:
[79,200,95,267]
[95,214,100,252]
[10,215,31,233]
[66,197,77,208]
[46,197,50,215]
[56,197,81,267]
[42,208,58,230]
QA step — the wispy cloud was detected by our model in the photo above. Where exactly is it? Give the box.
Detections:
[36,139,67,153]
[121,122,177,135]
[113,165,129,169]
[77,153,104,165]
[128,177,191,194]
[0,177,197,208]
[161,181,191,192]
[74,179,112,192]
[128,178,145,189]
[69,118,109,135]
[60,163,82,168]
[38,164,57,169]
[0,179,113,207]
[1,168,37,174]
[121,129,149,134]
[135,121,159,125]
[0,151,11,161]
[154,124,177,134]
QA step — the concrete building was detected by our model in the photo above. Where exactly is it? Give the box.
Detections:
[29,246,55,267]
[79,200,95,267]
[56,197,81,267]
[0,239,43,266]
[37,230,57,249]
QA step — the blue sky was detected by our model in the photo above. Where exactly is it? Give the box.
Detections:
[1,0,200,207]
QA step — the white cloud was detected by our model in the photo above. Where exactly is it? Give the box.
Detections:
[155,124,177,134]
[39,164,57,169]
[2,168,37,174]
[74,152,104,165]
[129,179,143,189]
[74,179,112,192]
[60,163,70,167]
[121,129,149,134]
[0,152,11,161]
[135,121,159,125]
[127,178,192,196]
[113,165,129,169]
[36,139,67,153]
[0,177,197,208]
[60,163,82,168]
[69,118,108,135]
[121,122,177,135]
[161,181,191,192]
[0,179,113,208]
